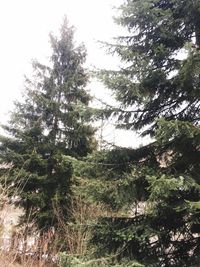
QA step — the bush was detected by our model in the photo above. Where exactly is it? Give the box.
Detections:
[58,252,144,267]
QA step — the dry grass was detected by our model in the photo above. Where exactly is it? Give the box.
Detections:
[53,196,108,255]
[0,193,105,266]
[0,178,111,267]
[0,183,51,267]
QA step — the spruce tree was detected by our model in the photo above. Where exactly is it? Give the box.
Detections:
[88,1,200,266]
[0,18,96,232]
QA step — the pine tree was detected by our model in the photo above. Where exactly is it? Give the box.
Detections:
[0,18,96,232]
[88,1,200,266]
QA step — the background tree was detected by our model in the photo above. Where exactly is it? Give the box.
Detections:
[0,18,96,232]
[87,0,200,266]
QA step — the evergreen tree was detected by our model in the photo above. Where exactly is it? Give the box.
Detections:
[88,1,200,266]
[0,18,96,232]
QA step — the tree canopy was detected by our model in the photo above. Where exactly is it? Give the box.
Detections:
[100,0,200,135]
[0,18,96,232]
[87,1,200,266]
[0,2,200,266]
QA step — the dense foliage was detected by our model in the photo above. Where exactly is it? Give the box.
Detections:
[0,18,96,231]
[88,0,200,266]
[0,1,199,266]
[101,0,200,135]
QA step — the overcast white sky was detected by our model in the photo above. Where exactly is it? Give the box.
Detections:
[0,0,151,147]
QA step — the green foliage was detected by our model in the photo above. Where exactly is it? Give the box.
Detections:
[0,18,96,232]
[90,171,200,266]
[99,0,200,135]
[58,252,144,267]
[70,148,156,211]
[91,0,200,266]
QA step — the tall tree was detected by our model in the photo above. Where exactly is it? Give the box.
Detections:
[0,18,96,232]
[89,1,200,266]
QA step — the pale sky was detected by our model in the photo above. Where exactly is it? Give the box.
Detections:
[0,0,151,148]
